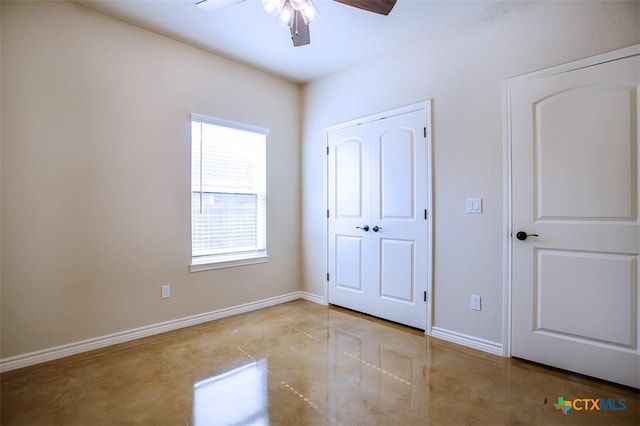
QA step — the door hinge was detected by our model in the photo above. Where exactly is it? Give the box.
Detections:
[423,291,427,302]
[327,273,330,281]
[424,209,427,220]
[326,146,329,155]
[423,127,427,138]
[327,209,330,218]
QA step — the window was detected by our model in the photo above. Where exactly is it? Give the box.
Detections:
[190,114,268,271]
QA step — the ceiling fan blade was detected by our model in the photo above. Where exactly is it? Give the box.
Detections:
[195,0,246,11]
[334,0,397,15]
[290,10,310,47]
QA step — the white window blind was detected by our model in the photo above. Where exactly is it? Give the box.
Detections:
[191,114,268,269]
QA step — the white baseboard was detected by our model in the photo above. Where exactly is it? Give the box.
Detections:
[299,291,326,305]
[430,326,504,357]
[0,291,309,373]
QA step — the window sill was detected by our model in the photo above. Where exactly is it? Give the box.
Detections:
[190,254,269,272]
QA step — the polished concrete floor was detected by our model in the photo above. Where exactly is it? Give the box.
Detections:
[1,300,638,425]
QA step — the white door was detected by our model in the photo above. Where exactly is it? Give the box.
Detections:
[509,47,640,388]
[327,122,371,314]
[327,107,429,330]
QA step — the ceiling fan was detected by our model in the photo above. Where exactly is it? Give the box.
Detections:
[195,0,397,47]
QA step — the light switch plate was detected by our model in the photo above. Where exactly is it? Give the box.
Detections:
[471,294,481,311]
[465,198,482,214]
[161,284,171,299]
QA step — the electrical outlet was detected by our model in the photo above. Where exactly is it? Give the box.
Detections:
[470,294,481,311]
[161,284,171,299]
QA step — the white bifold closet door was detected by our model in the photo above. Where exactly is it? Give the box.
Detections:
[327,107,429,330]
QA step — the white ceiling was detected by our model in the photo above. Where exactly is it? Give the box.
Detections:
[75,0,494,83]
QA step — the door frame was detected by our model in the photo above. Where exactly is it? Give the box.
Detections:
[503,44,640,357]
[323,100,434,333]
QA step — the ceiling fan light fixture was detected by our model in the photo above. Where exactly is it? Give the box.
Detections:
[262,0,285,15]
[276,1,294,26]
[299,0,319,24]
[270,0,318,26]
[196,0,395,49]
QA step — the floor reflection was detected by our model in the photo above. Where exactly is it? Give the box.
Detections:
[193,360,268,426]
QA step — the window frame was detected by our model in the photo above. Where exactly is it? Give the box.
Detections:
[190,113,269,272]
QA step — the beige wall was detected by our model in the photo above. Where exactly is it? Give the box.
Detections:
[301,1,639,345]
[1,1,301,358]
